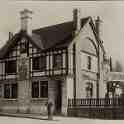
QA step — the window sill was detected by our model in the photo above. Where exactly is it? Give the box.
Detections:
[32,70,45,72]
[31,98,48,102]
[81,69,97,74]
[2,98,18,102]
[31,98,48,100]
[5,73,16,75]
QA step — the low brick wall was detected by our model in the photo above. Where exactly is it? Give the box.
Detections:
[68,107,124,119]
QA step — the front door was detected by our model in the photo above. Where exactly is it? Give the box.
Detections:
[55,80,62,114]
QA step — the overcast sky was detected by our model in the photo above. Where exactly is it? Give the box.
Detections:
[1,0,124,70]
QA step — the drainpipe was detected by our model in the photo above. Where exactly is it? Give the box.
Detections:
[95,16,102,99]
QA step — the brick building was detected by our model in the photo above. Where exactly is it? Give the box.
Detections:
[0,9,110,115]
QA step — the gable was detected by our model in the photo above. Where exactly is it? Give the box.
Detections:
[70,18,105,56]
[0,32,41,59]
[81,19,98,53]
[81,37,97,56]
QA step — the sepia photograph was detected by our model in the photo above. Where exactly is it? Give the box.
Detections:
[0,0,124,124]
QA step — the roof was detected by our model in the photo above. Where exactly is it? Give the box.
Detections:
[32,17,89,49]
[0,16,105,59]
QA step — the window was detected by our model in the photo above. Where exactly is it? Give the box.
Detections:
[5,60,16,74]
[4,83,17,99]
[85,82,93,98]
[0,85,2,98]
[32,81,48,98]
[20,38,29,54]
[53,54,62,69]
[32,57,40,70]
[32,81,39,98]
[40,81,48,98]
[87,56,91,70]
[32,56,46,71]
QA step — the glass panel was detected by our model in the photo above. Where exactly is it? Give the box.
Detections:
[0,85,2,98]
[32,57,40,70]
[32,56,46,71]
[20,38,28,54]
[40,81,48,98]
[87,56,91,70]
[53,54,62,69]
[12,83,17,98]
[4,84,10,98]
[32,81,39,98]
[40,56,46,71]
[85,82,93,98]
[5,60,16,74]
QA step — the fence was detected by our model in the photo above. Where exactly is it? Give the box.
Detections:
[68,98,124,119]
[68,98,122,107]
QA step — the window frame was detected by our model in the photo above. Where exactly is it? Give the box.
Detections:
[4,83,18,99]
[5,60,17,74]
[85,82,93,98]
[32,55,46,72]
[53,53,62,70]
[87,56,92,70]
[20,38,29,55]
[32,81,48,98]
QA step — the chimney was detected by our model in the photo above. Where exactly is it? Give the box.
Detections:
[110,56,113,72]
[73,8,81,34]
[95,16,102,40]
[20,9,33,35]
[9,32,13,40]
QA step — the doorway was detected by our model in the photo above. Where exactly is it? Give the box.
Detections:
[55,80,62,115]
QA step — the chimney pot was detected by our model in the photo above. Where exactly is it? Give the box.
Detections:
[73,8,81,34]
[95,16,103,40]
[9,32,13,40]
[20,9,33,35]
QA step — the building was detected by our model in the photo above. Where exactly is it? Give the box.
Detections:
[0,9,110,115]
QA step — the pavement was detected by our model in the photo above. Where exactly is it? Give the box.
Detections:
[0,112,48,120]
[0,112,124,124]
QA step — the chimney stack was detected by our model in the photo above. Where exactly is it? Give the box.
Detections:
[20,9,33,35]
[95,16,102,40]
[9,32,13,40]
[110,56,113,72]
[73,8,81,34]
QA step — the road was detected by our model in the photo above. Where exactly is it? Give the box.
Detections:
[0,116,124,124]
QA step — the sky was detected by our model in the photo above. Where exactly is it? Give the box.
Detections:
[0,0,124,70]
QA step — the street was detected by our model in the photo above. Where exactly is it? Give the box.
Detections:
[0,116,124,124]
